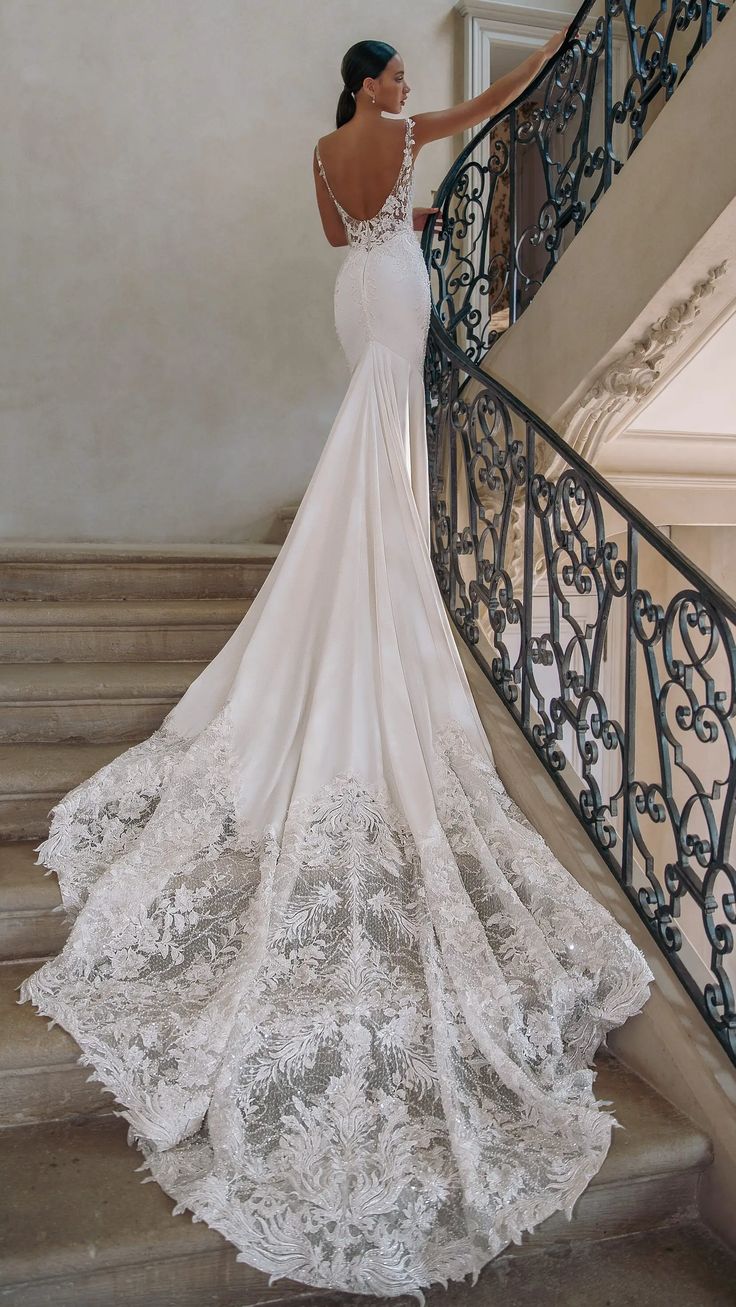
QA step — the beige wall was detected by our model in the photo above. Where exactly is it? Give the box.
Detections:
[1,0,459,543]
[671,526,736,599]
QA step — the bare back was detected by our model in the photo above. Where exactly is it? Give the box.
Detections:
[315,118,420,223]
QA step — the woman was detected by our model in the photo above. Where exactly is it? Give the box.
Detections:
[18,31,654,1304]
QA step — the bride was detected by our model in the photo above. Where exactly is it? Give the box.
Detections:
[18,31,654,1304]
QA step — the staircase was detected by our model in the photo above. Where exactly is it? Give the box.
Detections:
[3,2,736,1300]
[0,544,734,1305]
[0,544,277,838]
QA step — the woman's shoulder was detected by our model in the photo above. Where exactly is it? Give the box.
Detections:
[317,118,407,153]
[315,128,343,166]
[316,124,354,153]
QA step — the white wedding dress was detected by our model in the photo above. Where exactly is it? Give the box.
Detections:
[18,117,654,1303]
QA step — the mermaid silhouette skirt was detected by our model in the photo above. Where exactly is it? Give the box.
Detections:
[17,210,654,1301]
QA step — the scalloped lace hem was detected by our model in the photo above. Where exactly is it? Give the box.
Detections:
[17,712,654,1301]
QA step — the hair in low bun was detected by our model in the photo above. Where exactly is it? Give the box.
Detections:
[336,40,397,128]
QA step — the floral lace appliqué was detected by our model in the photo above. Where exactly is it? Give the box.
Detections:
[17,706,654,1304]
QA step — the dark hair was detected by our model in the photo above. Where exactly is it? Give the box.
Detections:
[336,40,398,128]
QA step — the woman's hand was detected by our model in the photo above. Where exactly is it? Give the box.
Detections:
[540,19,575,62]
[515,18,576,103]
[413,206,443,234]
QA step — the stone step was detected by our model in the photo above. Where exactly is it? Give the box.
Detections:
[0,1113,313,1307]
[0,543,280,601]
[0,843,66,962]
[0,1096,720,1307]
[0,1115,317,1307]
[0,742,129,840]
[0,961,112,1126]
[0,662,206,743]
[0,598,251,663]
[1,945,714,1174]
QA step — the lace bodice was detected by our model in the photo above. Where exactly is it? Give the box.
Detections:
[316,117,416,250]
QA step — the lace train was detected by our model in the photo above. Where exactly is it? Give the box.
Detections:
[17,706,654,1303]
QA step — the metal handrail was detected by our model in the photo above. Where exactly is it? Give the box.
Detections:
[418,1,736,1064]
[422,0,731,361]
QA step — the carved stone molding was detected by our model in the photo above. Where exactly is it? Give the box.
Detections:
[556,260,730,468]
[499,261,732,589]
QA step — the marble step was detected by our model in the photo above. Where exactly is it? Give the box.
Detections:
[0,742,128,840]
[0,662,206,743]
[0,843,65,962]
[0,598,251,663]
[0,1102,720,1307]
[0,543,280,601]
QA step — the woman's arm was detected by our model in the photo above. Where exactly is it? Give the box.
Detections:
[313,148,349,246]
[412,22,573,149]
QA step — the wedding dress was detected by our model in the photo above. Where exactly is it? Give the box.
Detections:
[17,116,654,1303]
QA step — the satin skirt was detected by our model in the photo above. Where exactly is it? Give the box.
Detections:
[18,227,654,1303]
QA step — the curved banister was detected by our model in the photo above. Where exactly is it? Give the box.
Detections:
[419,1,736,1065]
[427,312,736,622]
[421,0,731,360]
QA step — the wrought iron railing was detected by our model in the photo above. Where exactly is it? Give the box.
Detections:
[422,317,736,1064]
[428,0,731,362]
[419,1,736,1063]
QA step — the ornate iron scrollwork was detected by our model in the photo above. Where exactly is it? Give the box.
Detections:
[427,0,731,358]
[423,319,736,1062]
[419,0,735,1063]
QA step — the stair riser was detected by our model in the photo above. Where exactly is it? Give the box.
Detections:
[0,623,243,663]
[0,1172,706,1307]
[0,799,68,843]
[0,911,67,963]
[2,699,184,744]
[516,1167,701,1248]
[0,1065,113,1127]
[0,563,274,602]
[0,1249,315,1307]
[0,743,137,841]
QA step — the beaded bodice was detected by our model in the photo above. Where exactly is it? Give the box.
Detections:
[316,117,416,250]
